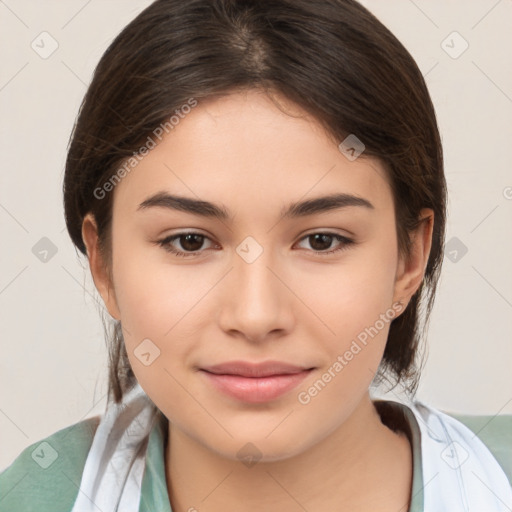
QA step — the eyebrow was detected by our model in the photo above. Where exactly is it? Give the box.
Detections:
[137,191,375,220]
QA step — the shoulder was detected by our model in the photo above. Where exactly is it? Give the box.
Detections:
[0,415,100,512]
[444,411,512,487]
[405,401,512,509]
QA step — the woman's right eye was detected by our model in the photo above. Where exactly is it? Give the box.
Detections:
[157,232,216,258]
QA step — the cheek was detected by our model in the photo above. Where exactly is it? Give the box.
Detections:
[293,234,399,397]
[300,236,398,340]
[111,243,211,335]
[109,243,225,397]
[110,250,207,404]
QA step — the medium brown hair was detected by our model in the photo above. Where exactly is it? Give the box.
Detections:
[63,0,446,404]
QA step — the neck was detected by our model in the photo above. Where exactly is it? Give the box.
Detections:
[165,393,412,512]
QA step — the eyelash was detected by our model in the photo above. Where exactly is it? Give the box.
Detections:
[156,231,355,258]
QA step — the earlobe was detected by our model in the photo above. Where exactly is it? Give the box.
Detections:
[81,213,121,320]
[393,208,434,307]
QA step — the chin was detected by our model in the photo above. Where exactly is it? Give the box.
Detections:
[201,428,314,465]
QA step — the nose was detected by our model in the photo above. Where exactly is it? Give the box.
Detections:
[217,245,295,344]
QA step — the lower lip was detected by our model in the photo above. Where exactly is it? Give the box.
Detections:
[200,369,313,403]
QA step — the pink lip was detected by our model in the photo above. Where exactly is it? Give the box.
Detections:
[199,361,314,403]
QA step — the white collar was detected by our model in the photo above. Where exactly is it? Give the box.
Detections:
[408,399,512,511]
[71,383,157,512]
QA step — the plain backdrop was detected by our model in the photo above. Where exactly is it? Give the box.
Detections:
[1,0,511,471]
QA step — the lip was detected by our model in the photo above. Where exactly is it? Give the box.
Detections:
[201,360,311,377]
[199,360,314,403]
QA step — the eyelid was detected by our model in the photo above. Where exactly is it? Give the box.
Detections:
[300,227,354,239]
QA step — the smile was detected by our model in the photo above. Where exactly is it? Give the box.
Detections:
[199,361,314,403]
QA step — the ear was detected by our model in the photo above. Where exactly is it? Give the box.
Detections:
[393,208,434,308]
[81,213,121,320]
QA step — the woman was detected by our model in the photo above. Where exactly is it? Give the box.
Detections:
[1,0,511,511]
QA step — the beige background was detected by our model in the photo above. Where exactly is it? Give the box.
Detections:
[1,0,511,471]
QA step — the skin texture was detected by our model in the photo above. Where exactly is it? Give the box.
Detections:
[82,89,433,511]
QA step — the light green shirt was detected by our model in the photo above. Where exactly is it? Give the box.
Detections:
[1,402,511,511]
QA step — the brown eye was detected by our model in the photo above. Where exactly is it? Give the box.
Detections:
[309,233,334,251]
[157,232,216,258]
[178,233,205,251]
[296,232,355,256]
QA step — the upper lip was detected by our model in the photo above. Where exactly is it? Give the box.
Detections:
[200,360,313,378]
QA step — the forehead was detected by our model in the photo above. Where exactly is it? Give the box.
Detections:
[112,90,393,218]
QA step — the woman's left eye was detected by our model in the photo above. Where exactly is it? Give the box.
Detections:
[156,231,355,258]
[295,232,355,255]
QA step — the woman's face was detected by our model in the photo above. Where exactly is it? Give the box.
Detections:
[86,89,431,462]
